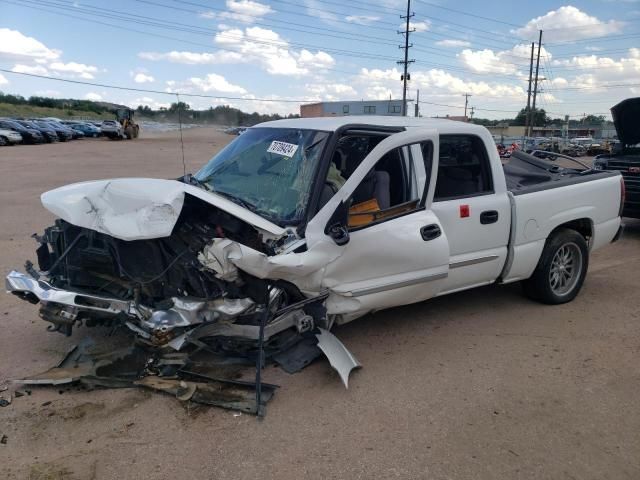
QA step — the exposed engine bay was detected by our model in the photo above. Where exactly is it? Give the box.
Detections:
[8,195,332,355]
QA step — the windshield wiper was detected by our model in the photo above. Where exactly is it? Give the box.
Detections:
[183,173,212,191]
[214,190,258,212]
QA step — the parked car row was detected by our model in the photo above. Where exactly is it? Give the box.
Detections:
[493,136,618,159]
[0,117,104,146]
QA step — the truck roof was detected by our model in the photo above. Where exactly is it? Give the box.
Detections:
[254,116,489,135]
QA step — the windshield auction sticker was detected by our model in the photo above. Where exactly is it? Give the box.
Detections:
[267,140,299,158]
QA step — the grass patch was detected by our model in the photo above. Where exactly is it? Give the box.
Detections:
[0,103,112,120]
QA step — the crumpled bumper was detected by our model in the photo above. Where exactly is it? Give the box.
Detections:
[6,270,138,317]
[5,270,255,344]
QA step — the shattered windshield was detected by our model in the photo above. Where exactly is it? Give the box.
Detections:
[195,127,330,226]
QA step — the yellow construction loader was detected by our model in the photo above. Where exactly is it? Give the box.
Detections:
[103,108,140,140]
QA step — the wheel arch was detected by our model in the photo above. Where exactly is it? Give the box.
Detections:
[548,217,594,246]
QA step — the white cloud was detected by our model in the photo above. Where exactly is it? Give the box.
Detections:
[435,39,471,48]
[458,44,549,74]
[549,77,569,87]
[141,26,334,77]
[85,92,102,101]
[0,28,103,83]
[134,73,155,83]
[220,0,272,23]
[345,15,380,25]
[214,26,334,75]
[352,67,527,107]
[305,82,357,100]
[192,0,274,23]
[585,46,603,52]
[297,49,335,69]
[0,73,8,86]
[550,49,640,90]
[169,73,247,94]
[0,28,60,63]
[305,0,338,25]
[139,50,241,64]
[12,64,49,75]
[512,6,623,42]
[49,61,98,79]
[458,49,518,75]
[400,20,431,32]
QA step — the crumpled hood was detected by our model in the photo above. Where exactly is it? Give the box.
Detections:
[611,97,640,147]
[41,178,285,241]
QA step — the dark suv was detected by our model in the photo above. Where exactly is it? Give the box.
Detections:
[16,120,59,143]
[0,119,44,144]
[31,120,74,142]
[593,97,640,219]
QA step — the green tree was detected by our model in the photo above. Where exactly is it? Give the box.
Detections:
[513,107,550,126]
[582,114,605,125]
[169,101,191,113]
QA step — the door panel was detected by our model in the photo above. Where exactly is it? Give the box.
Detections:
[431,192,510,293]
[306,129,449,315]
[323,208,449,313]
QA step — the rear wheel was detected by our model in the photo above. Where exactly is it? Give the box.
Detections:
[0,136,8,146]
[522,228,589,304]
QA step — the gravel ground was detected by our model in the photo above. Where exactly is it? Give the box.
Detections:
[0,128,638,480]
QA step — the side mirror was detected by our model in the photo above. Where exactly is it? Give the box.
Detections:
[325,200,350,246]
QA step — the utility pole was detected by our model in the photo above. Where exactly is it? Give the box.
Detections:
[397,0,415,116]
[415,89,420,117]
[529,30,543,138]
[470,106,475,121]
[463,93,472,119]
[524,41,535,139]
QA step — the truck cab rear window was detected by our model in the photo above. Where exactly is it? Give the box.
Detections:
[433,135,493,200]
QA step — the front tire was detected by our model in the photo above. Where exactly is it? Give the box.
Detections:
[522,228,589,304]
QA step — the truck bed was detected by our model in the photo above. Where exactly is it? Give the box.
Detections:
[503,151,619,195]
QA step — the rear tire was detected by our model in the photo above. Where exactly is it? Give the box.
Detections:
[522,228,589,304]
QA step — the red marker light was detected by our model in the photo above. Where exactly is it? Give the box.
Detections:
[460,204,470,218]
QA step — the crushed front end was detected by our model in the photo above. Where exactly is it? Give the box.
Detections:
[6,195,326,360]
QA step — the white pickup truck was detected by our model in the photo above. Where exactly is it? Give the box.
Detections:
[6,117,624,382]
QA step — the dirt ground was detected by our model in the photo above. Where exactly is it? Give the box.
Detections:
[0,127,638,480]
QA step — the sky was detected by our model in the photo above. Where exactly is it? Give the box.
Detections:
[0,0,639,120]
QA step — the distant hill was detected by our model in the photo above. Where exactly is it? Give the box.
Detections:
[0,102,113,120]
[0,91,298,125]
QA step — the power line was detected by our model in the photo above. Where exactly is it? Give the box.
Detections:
[413,0,521,28]
[137,0,527,62]
[140,0,532,60]
[547,33,640,46]
[174,0,398,31]
[20,0,399,61]
[0,68,317,103]
[137,0,401,46]
[9,0,534,78]
[0,1,546,82]
[13,0,409,67]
